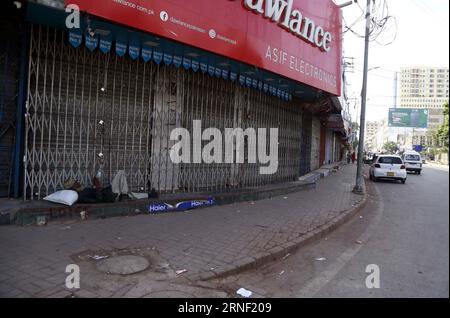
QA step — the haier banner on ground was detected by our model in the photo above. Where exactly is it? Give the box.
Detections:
[65,0,342,95]
[388,108,428,128]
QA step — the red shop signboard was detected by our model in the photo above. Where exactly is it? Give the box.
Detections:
[66,0,342,95]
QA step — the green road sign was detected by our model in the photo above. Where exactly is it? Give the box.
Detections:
[388,108,428,128]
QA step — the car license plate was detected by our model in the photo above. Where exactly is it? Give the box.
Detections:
[387,172,395,177]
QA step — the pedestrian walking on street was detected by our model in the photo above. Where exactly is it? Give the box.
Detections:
[351,151,356,164]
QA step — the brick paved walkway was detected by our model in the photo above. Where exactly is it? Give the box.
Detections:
[0,164,364,297]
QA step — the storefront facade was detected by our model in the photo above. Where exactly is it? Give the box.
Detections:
[1,0,349,199]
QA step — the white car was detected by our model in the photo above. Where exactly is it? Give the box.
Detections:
[402,151,423,174]
[369,155,407,184]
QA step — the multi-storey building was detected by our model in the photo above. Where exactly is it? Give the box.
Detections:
[365,121,380,151]
[399,66,449,130]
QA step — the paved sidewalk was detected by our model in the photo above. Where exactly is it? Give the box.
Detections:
[0,164,365,298]
[425,162,449,172]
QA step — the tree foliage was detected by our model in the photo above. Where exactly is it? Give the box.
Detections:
[353,138,359,151]
[426,102,448,151]
[351,121,359,133]
[383,141,398,154]
[437,102,449,149]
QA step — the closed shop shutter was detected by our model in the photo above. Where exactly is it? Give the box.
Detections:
[0,14,21,197]
[299,111,312,176]
[24,25,310,199]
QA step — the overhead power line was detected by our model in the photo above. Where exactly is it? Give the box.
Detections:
[343,0,398,46]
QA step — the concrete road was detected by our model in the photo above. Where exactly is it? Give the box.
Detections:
[212,164,449,298]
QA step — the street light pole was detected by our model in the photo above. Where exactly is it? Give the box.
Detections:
[353,0,372,194]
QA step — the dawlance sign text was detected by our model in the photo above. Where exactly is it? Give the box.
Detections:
[243,0,333,52]
[66,0,342,95]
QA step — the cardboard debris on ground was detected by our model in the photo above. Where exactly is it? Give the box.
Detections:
[36,216,47,226]
[91,255,108,260]
[236,288,253,298]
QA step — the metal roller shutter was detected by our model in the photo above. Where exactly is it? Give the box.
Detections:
[24,25,309,199]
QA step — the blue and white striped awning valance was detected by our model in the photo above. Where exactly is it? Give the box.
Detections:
[68,29,293,102]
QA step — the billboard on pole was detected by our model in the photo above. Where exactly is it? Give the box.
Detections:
[388,108,428,128]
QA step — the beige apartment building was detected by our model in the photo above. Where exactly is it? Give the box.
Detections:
[399,66,449,130]
[365,121,380,151]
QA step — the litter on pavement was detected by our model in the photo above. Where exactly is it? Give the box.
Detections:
[236,288,253,298]
[36,216,47,226]
[315,257,327,261]
[91,255,108,260]
[176,269,188,275]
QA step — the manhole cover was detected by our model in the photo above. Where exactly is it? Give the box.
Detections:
[96,255,150,275]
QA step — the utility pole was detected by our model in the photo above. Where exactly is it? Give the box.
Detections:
[353,0,372,194]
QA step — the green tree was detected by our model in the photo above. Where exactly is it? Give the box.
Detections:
[351,122,359,134]
[352,137,359,151]
[351,121,360,151]
[436,102,449,149]
[426,128,439,147]
[383,141,398,154]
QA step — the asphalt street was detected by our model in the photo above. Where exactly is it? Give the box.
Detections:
[212,164,449,298]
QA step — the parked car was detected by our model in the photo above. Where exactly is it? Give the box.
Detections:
[402,151,423,174]
[372,153,379,164]
[369,155,407,184]
[363,152,373,164]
